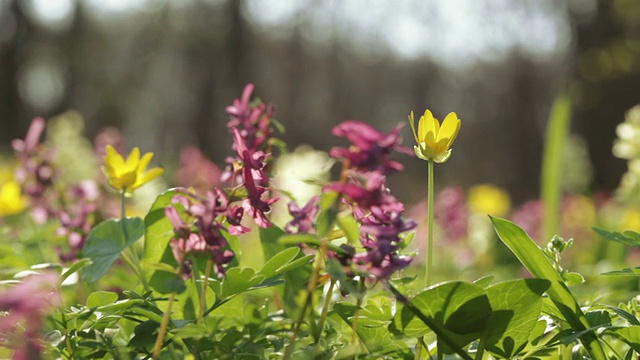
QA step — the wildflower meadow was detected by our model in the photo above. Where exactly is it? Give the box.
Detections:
[3,84,640,360]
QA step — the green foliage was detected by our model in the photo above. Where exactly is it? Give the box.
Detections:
[492,216,606,359]
[81,217,145,283]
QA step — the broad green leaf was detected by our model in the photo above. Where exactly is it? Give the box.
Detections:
[141,188,201,319]
[142,188,179,289]
[491,217,605,360]
[482,278,550,358]
[86,291,119,308]
[392,281,491,353]
[473,275,495,288]
[216,267,263,299]
[258,247,300,279]
[601,326,640,353]
[260,225,287,260]
[333,302,412,357]
[81,217,144,283]
[593,227,640,248]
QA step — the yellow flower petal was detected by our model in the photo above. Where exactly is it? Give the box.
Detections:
[408,108,461,163]
[102,145,163,195]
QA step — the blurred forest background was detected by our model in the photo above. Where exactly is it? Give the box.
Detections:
[0,0,638,205]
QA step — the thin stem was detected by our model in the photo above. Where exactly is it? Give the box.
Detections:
[119,192,150,292]
[283,237,329,359]
[426,159,434,287]
[198,259,213,324]
[152,292,176,360]
[314,279,336,344]
[474,339,485,360]
[415,336,423,360]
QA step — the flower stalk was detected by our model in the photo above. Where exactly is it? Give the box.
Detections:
[426,159,434,287]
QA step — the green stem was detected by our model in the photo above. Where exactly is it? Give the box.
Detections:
[153,292,176,359]
[283,238,327,359]
[426,159,434,287]
[119,192,150,292]
[198,260,213,324]
[314,279,336,344]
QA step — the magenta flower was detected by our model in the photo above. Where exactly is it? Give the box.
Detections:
[166,188,247,278]
[325,170,415,281]
[285,196,319,234]
[0,272,60,360]
[329,120,412,174]
[231,127,278,228]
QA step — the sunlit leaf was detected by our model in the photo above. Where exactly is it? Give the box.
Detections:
[392,281,491,353]
[491,217,606,360]
[482,279,550,358]
[81,217,144,283]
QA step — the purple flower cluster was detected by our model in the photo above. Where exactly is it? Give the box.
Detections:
[166,189,249,279]
[0,272,60,360]
[330,121,412,174]
[224,84,279,228]
[11,119,123,262]
[285,196,319,234]
[325,121,415,280]
[55,181,100,261]
[12,118,56,223]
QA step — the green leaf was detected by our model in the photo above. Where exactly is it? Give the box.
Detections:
[258,247,301,279]
[593,227,640,248]
[81,217,145,283]
[336,213,360,245]
[142,188,180,290]
[603,267,640,276]
[541,92,571,241]
[216,267,263,299]
[61,258,92,282]
[491,217,606,360]
[601,326,640,353]
[316,191,339,237]
[86,291,119,308]
[482,279,550,358]
[605,305,640,326]
[392,281,491,353]
[278,233,350,255]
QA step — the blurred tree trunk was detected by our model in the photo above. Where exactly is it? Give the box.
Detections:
[0,0,25,148]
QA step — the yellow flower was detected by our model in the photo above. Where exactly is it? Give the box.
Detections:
[102,145,164,196]
[409,109,461,163]
[468,184,511,217]
[0,180,28,217]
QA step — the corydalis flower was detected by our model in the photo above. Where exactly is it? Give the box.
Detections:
[166,188,248,278]
[329,120,412,173]
[409,109,461,163]
[102,145,164,196]
[285,196,319,234]
[0,272,60,360]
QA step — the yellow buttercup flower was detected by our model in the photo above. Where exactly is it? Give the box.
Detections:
[102,145,164,196]
[409,109,461,163]
[0,180,28,217]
